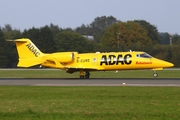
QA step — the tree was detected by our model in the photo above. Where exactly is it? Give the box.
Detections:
[90,16,119,43]
[4,41,19,68]
[90,16,118,30]
[22,27,40,44]
[134,20,160,44]
[38,26,56,53]
[55,31,94,53]
[159,32,170,45]
[49,23,62,36]
[75,16,119,44]
[75,24,92,35]
[1,25,21,68]
[22,26,56,53]
[151,45,169,60]
[2,24,22,39]
[0,29,9,67]
[100,21,152,51]
[171,45,180,67]
[2,24,13,32]
[172,34,180,44]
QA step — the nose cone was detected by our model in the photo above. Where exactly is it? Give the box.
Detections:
[153,58,174,68]
[160,61,174,68]
[165,62,174,67]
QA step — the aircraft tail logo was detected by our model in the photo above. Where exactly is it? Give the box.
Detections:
[8,38,44,67]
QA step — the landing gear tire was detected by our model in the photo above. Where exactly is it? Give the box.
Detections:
[79,70,90,79]
[80,75,84,78]
[153,72,158,78]
[85,71,90,79]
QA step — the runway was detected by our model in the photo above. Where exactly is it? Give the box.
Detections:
[0,78,180,86]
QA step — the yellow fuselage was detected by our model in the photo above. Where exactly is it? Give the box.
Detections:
[42,51,173,72]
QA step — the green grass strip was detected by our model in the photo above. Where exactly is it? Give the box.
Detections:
[0,86,180,120]
[0,69,180,78]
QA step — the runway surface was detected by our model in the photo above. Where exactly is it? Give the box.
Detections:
[0,78,180,86]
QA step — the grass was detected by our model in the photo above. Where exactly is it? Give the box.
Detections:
[0,69,180,78]
[0,86,180,120]
[0,69,179,119]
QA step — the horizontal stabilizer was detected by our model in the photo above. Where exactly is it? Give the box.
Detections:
[18,59,44,67]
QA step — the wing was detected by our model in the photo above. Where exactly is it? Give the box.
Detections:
[64,65,104,74]
[41,58,104,73]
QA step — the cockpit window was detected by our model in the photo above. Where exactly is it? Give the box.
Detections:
[136,53,152,58]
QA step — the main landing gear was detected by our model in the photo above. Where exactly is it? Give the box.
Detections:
[153,71,158,78]
[79,70,90,79]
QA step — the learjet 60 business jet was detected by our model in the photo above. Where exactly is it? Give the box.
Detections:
[8,38,174,78]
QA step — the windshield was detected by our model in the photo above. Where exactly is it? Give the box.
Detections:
[136,53,152,58]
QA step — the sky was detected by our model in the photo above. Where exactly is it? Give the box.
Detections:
[1,0,180,34]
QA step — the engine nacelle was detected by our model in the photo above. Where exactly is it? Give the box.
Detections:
[44,52,77,63]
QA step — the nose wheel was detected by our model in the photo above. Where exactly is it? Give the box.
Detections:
[153,71,158,78]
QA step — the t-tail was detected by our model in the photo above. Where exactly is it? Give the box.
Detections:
[7,38,45,67]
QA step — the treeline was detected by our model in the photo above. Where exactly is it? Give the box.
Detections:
[0,16,180,68]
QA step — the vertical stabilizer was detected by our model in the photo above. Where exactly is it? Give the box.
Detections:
[13,38,43,58]
[8,38,44,67]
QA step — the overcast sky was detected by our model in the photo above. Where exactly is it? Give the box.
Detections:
[1,0,180,34]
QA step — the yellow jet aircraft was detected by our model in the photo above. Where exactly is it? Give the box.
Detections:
[8,38,174,78]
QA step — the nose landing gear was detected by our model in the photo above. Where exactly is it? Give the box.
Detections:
[153,71,158,78]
